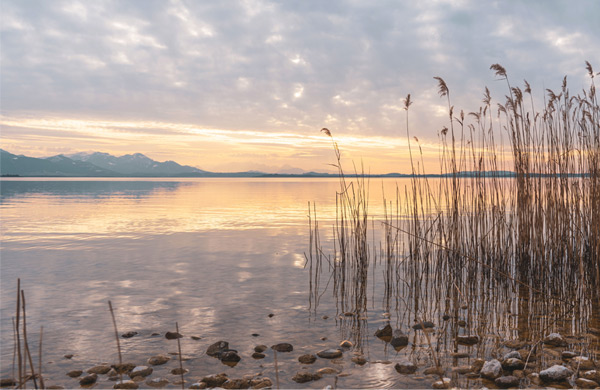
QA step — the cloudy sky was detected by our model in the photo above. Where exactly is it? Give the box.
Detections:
[1,0,599,173]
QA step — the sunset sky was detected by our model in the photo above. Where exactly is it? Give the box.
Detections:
[1,0,599,173]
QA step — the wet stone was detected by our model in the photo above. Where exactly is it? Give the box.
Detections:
[165,331,183,340]
[64,354,74,359]
[581,370,600,383]
[576,378,599,389]
[495,375,520,388]
[480,359,502,379]
[562,350,578,359]
[129,366,153,378]
[504,340,528,349]
[539,365,573,382]
[112,363,136,374]
[374,324,393,338]
[189,383,207,390]
[222,379,250,389]
[66,370,83,378]
[207,341,230,357]
[317,349,343,359]
[148,355,170,365]
[250,378,272,389]
[502,358,525,371]
[114,379,138,389]
[451,366,472,374]
[254,344,268,353]
[503,350,521,360]
[46,386,65,389]
[292,371,321,383]
[87,365,111,375]
[442,314,450,321]
[432,378,451,389]
[170,368,188,375]
[339,340,353,348]
[412,321,435,330]
[121,331,138,338]
[79,374,98,386]
[390,330,409,348]
[202,374,228,387]
[221,351,242,363]
[271,343,293,352]
[423,366,445,376]
[571,356,596,370]
[544,332,567,347]
[450,352,470,358]
[457,335,479,346]
[395,360,418,374]
[351,356,367,365]
[317,367,339,375]
[252,352,266,359]
[191,335,201,340]
[298,354,317,364]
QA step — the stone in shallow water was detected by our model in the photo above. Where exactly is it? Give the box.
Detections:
[249,378,272,389]
[412,321,435,330]
[502,358,525,371]
[495,375,520,388]
[254,344,268,353]
[0,379,16,387]
[189,382,207,390]
[147,354,170,365]
[121,331,138,338]
[113,379,138,389]
[222,379,250,389]
[165,331,183,340]
[292,371,321,383]
[457,335,479,345]
[79,374,97,386]
[423,366,445,376]
[352,355,367,365]
[129,366,153,378]
[298,354,317,364]
[201,374,228,387]
[317,349,343,359]
[66,370,82,378]
[252,352,265,359]
[271,343,293,352]
[470,358,485,373]
[576,378,600,389]
[207,341,230,357]
[480,359,502,379]
[339,340,353,348]
[390,330,409,348]
[539,365,573,382]
[570,356,596,370]
[561,350,578,359]
[544,332,567,347]
[581,370,600,383]
[450,366,472,374]
[221,351,241,364]
[170,368,188,375]
[317,367,339,375]
[146,378,169,388]
[395,360,417,374]
[431,378,451,389]
[87,365,111,375]
[374,324,393,338]
[503,350,521,360]
[112,363,136,374]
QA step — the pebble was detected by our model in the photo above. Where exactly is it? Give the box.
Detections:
[351,356,367,365]
[113,379,138,389]
[79,373,98,386]
[66,370,83,378]
[268,313,274,318]
[87,365,111,375]
[432,377,451,389]
[317,349,343,359]
[165,331,183,340]
[147,354,170,365]
[581,370,600,382]
[191,335,201,340]
[298,354,317,364]
[0,379,16,387]
[502,358,525,371]
[207,341,230,357]
[423,366,445,376]
[539,364,573,382]
[495,375,520,388]
[222,378,250,389]
[201,373,228,387]
[317,367,339,375]
[395,360,418,374]
[374,324,393,338]
[112,363,136,374]
[170,368,188,375]
[250,378,272,389]
[470,358,485,373]
[503,350,521,360]
[189,382,207,389]
[129,366,153,378]
[571,356,596,370]
[292,371,321,383]
[271,343,293,352]
[221,351,242,364]
[63,354,74,359]
[254,344,267,353]
[390,330,409,348]
[121,331,138,338]
[543,332,567,347]
[339,340,353,348]
[450,366,472,374]
[252,352,266,359]
[480,359,502,379]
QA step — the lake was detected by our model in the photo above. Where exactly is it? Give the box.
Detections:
[1,178,598,389]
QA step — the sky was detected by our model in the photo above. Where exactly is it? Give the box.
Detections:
[1,0,599,173]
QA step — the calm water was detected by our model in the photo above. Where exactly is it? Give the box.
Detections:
[1,178,598,389]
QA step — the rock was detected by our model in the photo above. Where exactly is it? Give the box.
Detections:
[298,354,317,364]
[147,354,170,365]
[146,377,169,388]
[562,350,578,359]
[495,375,520,388]
[271,343,293,352]
[423,366,445,376]
[250,378,272,389]
[189,382,207,389]
[571,356,596,370]
[431,378,451,389]
[576,378,599,388]
[339,340,353,348]
[502,358,525,371]
[539,364,573,382]
[457,320,467,327]
[254,344,268,353]
[317,367,339,375]
[129,366,153,378]
[457,335,479,346]
[268,313,274,318]
[317,349,343,359]
[66,370,83,378]
[292,371,321,383]
[395,360,418,374]
[504,340,528,349]
[165,331,183,340]
[442,314,450,321]
[581,370,600,383]
[64,354,74,359]
[544,332,567,347]
[222,379,250,389]
[527,372,543,386]
[450,352,470,358]
[470,358,485,373]
[112,363,136,374]
[374,324,393,338]
[480,359,502,379]
[79,374,98,386]
[121,331,138,338]
[412,321,435,330]
[344,311,354,316]
[251,352,265,359]
[151,332,160,336]
[503,350,521,360]
[170,368,188,375]
[390,330,409,348]
[201,374,228,387]
[114,379,138,389]
[451,366,472,374]
[207,341,230,357]
[0,379,16,387]
[352,356,367,365]
[221,351,241,364]
[322,315,329,319]
[191,335,201,340]
[87,364,111,375]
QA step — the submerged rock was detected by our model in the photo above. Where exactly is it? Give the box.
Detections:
[112,363,136,374]
[539,365,573,382]
[64,354,74,359]
[480,359,502,379]
[207,341,230,357]
[423,366,445,376]
[147,355,170,366]
[570,356,596,370]
[395,360,417,374]
[145,378,169,388]
[412,321,435,330]
[317,349,343,359]
[317,367,339,375]
[495,375,520,388]
[165,331,183,340]
[292,371,321,383]
[189,382,207,390]
[544,333,567,347]
[351,356,367,365]
[374,324,393,338]
[121,331,138,338]
[0,379,16,387]
[390,330,409,349]
[470,358,485,374]
[298,354,317,364]
[170,368,188,375]
[254,344,267,353]
[271,343,293,352]
[450,365,472,375]
[249,377,272,389]
[581,370,600,383]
